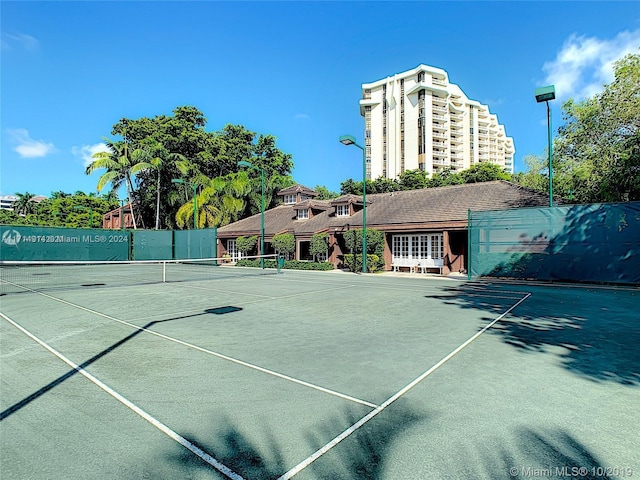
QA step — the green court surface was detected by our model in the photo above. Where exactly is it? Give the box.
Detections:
[1,268,638,479]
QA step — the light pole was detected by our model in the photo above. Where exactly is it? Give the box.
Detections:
[237,161,265,269]
[339,134,367,273]
[171,179,198,229]
[535,85,556,207]
[74,205,93,228]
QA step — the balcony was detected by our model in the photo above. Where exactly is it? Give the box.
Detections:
[432,105,447,114]
[432,149,447,159]
[432,77,447,86]
[431,95,447,105]
[450,122,463,130]
[432,131,447,139]
[432,123,447,132]
[432,113,447,123]
[450,113,463,121]
[407,81,447,96]
[450,135,463,144]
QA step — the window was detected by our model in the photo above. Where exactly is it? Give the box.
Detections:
[296,209,309,220]
[392,234,444,262]
[336,205,350,217]
[284,194,296,204]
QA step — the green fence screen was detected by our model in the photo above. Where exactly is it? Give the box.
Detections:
[469,202,640,284]
[174,228,217,259]
[132,230,173,260]
[0,226,130,261]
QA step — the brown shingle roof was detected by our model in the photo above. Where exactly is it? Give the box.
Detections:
[277,184,317,197]
[218,181,551,237]
[330,194,365,206]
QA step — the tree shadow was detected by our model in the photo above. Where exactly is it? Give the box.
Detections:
[479,428,616,480]
[160,405,619,479]
[425,283,640,386]
[473,202,640,284]
[163,401,427,480]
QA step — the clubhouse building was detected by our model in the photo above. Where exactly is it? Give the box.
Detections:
[217,181,551,274]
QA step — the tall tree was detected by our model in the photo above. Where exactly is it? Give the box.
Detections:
[460,162,511,183]
[175,172,250,229]
[398,169,428,190]
[554,51,640,202]
[313,185,340,200]
[12,192,36,215]
[85,138,148,229]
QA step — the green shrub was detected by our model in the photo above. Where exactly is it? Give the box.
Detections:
[272,233,295,260]
[309,232,329,261]
[236,235,258,255]
[342,229,384,257]
[342,254,382,273]
[236,259,334,271]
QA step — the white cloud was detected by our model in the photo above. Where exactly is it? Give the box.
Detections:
[72,143,111,167]
[8,129,56,158]
[294,113,311,120]
[543,30,640,100]
[1,33,39,51]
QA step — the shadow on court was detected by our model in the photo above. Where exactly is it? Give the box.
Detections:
[426,284,640,386]
[477,428,614,480]
[165,401,426,480]
[0,306,243,421]
[161,403,615,479]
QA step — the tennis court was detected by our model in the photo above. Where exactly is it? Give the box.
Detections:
[1,262,638,479]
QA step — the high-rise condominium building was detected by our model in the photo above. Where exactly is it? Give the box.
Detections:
[360,64,515,180]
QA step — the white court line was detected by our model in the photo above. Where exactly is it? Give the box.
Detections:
[1,282,377,409]
[0,311,245,480]
[277,292,532,480]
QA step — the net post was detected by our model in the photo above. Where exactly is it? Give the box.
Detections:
[162,261,166,283]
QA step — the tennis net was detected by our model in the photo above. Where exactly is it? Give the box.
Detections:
[0,254,280,295]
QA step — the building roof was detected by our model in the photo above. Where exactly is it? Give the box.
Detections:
[277,184,318,197]
[218,181,551,237]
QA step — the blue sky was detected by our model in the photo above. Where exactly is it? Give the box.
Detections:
[2,1,639,198]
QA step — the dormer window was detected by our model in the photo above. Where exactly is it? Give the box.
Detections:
[284,194,297,205]
[296,209,309,220]
[336,205,350,217]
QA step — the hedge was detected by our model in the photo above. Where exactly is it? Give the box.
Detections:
[236,259,334,271]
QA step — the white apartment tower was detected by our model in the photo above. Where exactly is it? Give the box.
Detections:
[360,64,515,180]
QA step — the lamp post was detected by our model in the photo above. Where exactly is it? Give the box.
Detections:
[171,179,198,229]
[535,85,556,207]
[237,160,265,269]
[339,134,367,273]
[74,205,93,228]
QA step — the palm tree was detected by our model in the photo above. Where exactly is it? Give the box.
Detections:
[85,138,147,229]
[13,192,36,216]
[132,147,165,229]
[175,172,250,229]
